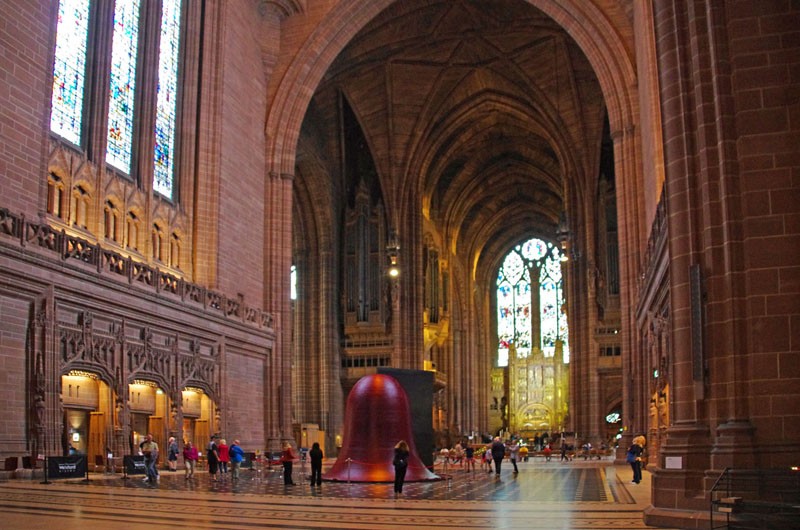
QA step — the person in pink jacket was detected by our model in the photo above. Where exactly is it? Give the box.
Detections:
[182,441,199,479]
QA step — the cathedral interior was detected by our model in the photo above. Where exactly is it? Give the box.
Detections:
[0,1,798,528]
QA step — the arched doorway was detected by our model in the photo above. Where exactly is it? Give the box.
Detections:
[61,370,111,460]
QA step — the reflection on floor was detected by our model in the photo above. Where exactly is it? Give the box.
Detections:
[0,458,677,529]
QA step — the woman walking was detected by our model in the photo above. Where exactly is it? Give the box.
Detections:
[393,440,410,496]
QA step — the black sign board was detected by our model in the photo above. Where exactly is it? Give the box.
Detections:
[123,455,146,475]
[241,452,255,469]
[47,455,87,479]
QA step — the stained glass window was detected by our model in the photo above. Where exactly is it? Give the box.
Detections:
[496,238,569,367]
[50,0,91,145]
[106,0,141,174]
[290,265,297,300]
[153,0,182,199]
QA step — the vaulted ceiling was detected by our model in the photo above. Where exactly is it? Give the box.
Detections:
[300,0,607,280]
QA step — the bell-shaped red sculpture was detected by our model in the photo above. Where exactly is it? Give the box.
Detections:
[323,374,439,482]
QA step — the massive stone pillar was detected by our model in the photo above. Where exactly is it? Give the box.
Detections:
[644,1,800,526]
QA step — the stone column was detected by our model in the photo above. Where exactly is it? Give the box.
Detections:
[265,171,294,446]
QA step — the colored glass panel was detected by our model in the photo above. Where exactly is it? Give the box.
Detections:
[521,238,547,261]
[50,0,91,145]
[153,0,182,199]
[497,279,515,367]
[106,0,141,174]
[496,238,569,366]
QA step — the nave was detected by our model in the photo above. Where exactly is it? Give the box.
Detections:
[0,459,677,530]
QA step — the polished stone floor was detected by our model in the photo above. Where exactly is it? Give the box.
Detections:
[0,458,676,529]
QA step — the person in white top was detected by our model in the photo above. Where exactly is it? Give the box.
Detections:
[508,439,520,474]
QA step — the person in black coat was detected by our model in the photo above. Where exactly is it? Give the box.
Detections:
[309,442,324,486]
[393,440,410,495]
[490,437,506,475]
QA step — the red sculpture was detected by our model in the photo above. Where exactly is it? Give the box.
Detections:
[322,374,439,482]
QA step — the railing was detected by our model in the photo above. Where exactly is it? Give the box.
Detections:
[709,467,800,530]
[0,207,274,331]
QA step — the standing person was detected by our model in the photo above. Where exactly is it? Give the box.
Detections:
[627,435,646,484]
[482,444,493,472]
[508,439,520,474]
[167,437,179,472]
[453,441,464,467]
[490,436,506,475]
[183,440,198,479]
[464,445,475,472]
[207,436,220,482]
[218,438,230,479]
[281,442,297,485]
[141,433,159,484]
[229,439,245,481]
[309,442,323,486]
[560,441,570,462]
[393,440,410,496]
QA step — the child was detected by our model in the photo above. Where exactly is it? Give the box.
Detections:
[464,445,475,472]
[482,445,493,472]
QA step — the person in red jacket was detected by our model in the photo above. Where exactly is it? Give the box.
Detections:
[218,438,230,479]
[281,443,297,485]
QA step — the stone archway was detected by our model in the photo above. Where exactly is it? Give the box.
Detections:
[265,0,647,471]
[266,0,638,176]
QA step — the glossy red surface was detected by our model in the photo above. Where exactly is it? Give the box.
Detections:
[322,374,439,482]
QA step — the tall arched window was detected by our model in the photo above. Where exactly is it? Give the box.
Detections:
[50,0,184,198]
[290,264,297,300]
[497,238,569,367]
[50,0,90,146]
[153,0,182,199]
[106,0,141,174]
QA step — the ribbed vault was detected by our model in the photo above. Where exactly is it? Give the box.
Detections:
[305,0,607,281]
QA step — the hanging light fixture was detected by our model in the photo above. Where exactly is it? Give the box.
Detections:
[557,211,570,262]
[386,229,400,277]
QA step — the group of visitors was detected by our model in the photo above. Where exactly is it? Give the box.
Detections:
[146,435,325,487]
[441,437,524,476]
[203,436,246,481]
[137,434,246,484]
[136,433,647,496]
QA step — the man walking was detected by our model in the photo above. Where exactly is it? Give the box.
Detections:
[141,433,159,484]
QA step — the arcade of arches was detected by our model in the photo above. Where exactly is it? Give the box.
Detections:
[1,1,798,529]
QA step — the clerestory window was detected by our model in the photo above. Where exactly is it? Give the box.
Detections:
[50,0,184,200]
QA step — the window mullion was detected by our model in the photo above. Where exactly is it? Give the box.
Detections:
[84,0,115,162]
[132,0,163,192]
